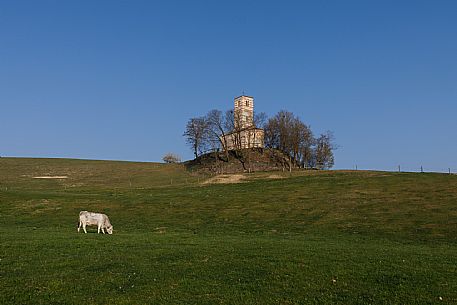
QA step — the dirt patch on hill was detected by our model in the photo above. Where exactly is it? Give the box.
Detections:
[267,174,286,179]
[202,174,246,184]
[33,176,68,179]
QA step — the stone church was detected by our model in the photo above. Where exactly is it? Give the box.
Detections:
[222,95,264,150]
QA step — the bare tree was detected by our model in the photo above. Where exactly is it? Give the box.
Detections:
[265,111,300,169]
[278,111,295,156]
[264,110,319,169]
[183,117,208,159]
[264,116,279,149]
[225,109,242,151]
[314,131,335,170]
[300,140,315,169]
[162,153,181,163]
[205,109,230,161]
[293,120,314,168]
[254,112,267,129]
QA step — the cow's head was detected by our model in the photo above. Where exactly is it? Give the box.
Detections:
[107,225,113,234]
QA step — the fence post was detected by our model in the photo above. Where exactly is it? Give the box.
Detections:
[421,166,423,173]
[398,165,401,172]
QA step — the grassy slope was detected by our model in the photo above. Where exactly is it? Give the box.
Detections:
[0,158,456,304]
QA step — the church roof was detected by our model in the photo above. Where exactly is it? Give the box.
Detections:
[223,126,264,136]
[234,95,254,99]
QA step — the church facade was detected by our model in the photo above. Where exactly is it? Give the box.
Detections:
[222,95,265,151]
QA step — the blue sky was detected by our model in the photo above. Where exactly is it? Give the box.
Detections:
[1,0,456,172]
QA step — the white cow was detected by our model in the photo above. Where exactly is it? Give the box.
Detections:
[78,211,113,234]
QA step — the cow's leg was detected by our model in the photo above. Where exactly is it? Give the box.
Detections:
[77,221,80,232]
[101,227,105,234]
[83,223,87,234]
[97,224,101,234]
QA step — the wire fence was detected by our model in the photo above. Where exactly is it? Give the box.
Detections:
[350,165,456,174]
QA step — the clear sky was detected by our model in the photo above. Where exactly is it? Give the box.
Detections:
[1,0,456,172]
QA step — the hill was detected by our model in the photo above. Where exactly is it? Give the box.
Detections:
[184,148,295,174]
[1,157,457,304]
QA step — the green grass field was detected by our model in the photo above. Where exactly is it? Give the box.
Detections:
[1,157,457,304]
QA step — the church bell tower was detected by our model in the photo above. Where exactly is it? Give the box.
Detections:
[234,95,254,129]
